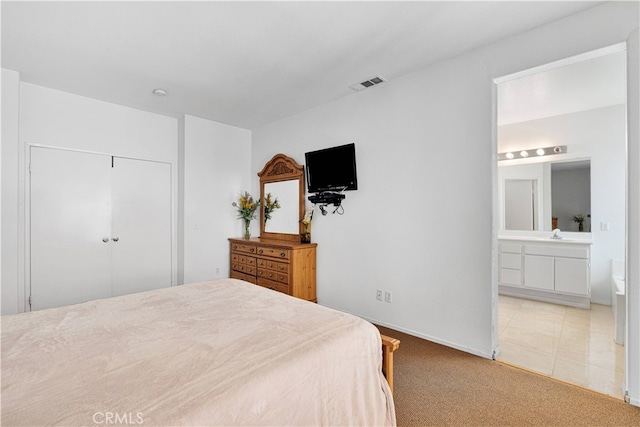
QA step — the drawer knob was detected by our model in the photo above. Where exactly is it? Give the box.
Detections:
[258,249,263,254]
[280,252,285,257]
[250,248,255,253]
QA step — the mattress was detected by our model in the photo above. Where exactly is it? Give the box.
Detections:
[1,279,395,426]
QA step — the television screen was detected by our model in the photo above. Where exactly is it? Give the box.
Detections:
[305,143,358,193]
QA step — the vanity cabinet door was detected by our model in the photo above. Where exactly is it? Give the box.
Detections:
[524,255,554,290]
[555,258,589,295]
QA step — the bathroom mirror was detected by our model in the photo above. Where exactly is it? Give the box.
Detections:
[258,153,305,242]
[499,159,591,232]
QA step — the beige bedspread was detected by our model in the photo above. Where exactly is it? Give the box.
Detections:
[1,279,395,426]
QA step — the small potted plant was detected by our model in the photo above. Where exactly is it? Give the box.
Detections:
[573,214,586,232]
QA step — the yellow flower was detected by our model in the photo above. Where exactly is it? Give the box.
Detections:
[232,191,260,221]
[263,192,281,224]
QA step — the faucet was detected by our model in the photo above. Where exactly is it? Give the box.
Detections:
[551,228,562,239]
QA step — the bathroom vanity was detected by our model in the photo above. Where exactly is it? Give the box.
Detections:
[499,235,593,308]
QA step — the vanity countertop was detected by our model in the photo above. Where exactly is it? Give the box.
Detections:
[499,235,593,245]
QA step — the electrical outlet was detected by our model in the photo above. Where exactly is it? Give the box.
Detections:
[384,291,392,303]
[376,289,383,301]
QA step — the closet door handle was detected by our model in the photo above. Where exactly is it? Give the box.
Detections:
[102,237,110,243]
[112,237,120,242]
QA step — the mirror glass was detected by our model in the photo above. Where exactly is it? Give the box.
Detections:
[258,153,305,242]
[500,159,591,232]
[264,180,299,234]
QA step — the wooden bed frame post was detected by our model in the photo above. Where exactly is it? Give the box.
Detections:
[380,334,400,394]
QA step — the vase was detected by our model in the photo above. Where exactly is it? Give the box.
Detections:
[244,219,251,239]
[301,222,311,244]
[579,222,584,232]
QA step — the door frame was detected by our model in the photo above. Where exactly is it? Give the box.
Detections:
[23,143,176,312]
[490,42,630,397]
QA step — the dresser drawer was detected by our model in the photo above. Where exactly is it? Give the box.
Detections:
[274,262,289,274]
[256,246,290,260]
[257,268,288,284]
[231,243,256,254]
[258,278,290,295]
[229,238,316,302]
[231,270,257,284]
[231,254,239,266]
[231,254,256,272]
[238,255,256,266]
[237,264,252,275]
[257,258,289,273]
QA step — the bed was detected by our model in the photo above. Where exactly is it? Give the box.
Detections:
[1,279,396,426]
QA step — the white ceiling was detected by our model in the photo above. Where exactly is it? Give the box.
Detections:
[2,1,605,130]
[497,49,627,126]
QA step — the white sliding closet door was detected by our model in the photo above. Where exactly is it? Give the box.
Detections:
[111,157,171,296]
[30,147,112,310]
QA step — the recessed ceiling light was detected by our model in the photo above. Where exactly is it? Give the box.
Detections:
[152,88,167,97]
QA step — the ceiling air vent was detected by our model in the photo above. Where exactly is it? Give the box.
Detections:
[349,76,386,92]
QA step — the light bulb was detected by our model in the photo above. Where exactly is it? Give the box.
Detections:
[520,150,529,158]
[505,152,514,159]
[536,148,545,156]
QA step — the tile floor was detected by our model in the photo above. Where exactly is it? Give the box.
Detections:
[498,295,625,399]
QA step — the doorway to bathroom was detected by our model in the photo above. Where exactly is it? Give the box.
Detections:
[493,45,627,399]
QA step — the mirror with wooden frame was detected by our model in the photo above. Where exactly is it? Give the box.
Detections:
[258,154,305,242]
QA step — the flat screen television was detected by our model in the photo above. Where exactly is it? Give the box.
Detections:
[305,143,358,193]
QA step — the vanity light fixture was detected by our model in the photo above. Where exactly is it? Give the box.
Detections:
[498,145,567,161]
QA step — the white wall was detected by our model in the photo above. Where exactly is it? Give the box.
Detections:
[2,69,21,315]
[2,83,179,313]
[499,105,626,304]
[182,115,251,284]
[552,167,591,231]
[252,2,639,363]
[20,84,177,161]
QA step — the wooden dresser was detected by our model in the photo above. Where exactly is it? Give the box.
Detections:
[229,238,317,302]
